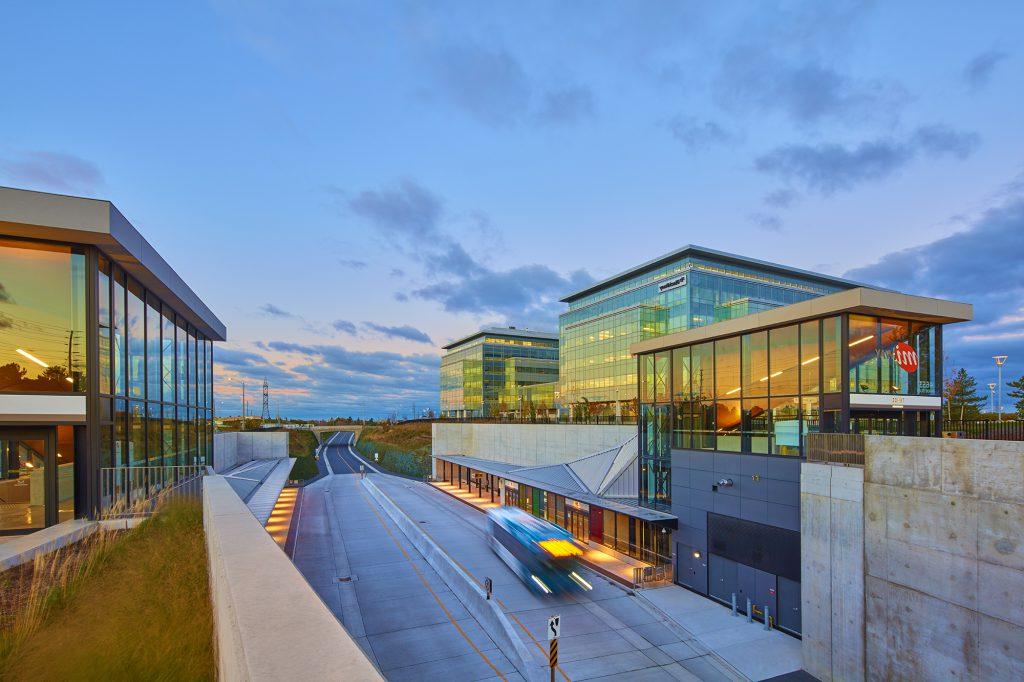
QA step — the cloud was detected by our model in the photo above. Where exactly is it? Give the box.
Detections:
[259,303,295,318]
[364,322,432,344]
[430,42,532,128]
[345,179,593,328]
[748,212,783,233]
[332,319,357,335]
[754,125,980,195]
[715,51,908,127]
[346,179,444,243]
[763,189,798,209]
[963,50,1008,90]
[844,187,1024,379]
[666,116,733,151]
[535,86,595,125]
[0,151,103,194]
[339,258,367,269]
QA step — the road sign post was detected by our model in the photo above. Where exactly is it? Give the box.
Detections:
[547,614,560,681]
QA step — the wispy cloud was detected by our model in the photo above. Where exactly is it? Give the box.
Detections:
[963,50,1009,91]
[259,303,295,318]
[755,125,980,195]
[364,322,432,344]
[332,319,357,335]
[0,151,103,194]
[666,116,734,151]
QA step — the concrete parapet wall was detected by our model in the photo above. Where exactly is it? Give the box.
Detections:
[213,431,289,472]
[863,435,1024,680]
[800,462,865,682]
[361,476,545,682]
[203,475,381,681]
[432,422,635,467]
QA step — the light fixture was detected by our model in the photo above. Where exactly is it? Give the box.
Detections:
[849,335,874,348]
[65,377,74,384]
[801,356,820,365]
[726,387,741,395]
[16,348,48,368]
[693,550,701,559]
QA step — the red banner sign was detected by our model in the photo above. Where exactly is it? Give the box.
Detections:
[893,342,918,373]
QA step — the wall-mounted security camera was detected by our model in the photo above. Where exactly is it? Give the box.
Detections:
[717,478,734,488]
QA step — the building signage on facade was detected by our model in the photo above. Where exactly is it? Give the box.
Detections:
[893,341,918,373]
[658,274,687,293]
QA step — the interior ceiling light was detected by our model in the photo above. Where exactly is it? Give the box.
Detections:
[16,348,48,368]
[849,335,874,348]
[801,356,820,365]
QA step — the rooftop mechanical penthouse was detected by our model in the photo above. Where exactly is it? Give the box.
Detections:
[0,187,225,534]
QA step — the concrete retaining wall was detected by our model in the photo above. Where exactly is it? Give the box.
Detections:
[361,476,546,682]
[213,431,289,473]
[432,422,635,467]
[800,463,865,682]
[863,435,1024,680]
[203,475,381,681]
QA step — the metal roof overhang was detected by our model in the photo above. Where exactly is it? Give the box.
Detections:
[0,186,226,340]
[434,454,677,524]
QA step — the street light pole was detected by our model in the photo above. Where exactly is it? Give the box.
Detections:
[994,356,1008,421]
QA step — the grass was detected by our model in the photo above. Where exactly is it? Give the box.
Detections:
[287,428,321,481]
[0,499,214,680]
[355,421,432,479]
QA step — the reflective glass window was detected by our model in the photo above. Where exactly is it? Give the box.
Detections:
[190,330,198,405]
[114,398,127,467]
[113,272,126,395]
[912,323,937,396]
[691,342,713,401]
[639,354,654,403]
[800,320,820,394]
[715,399,741,451]
[741,331,768,397]
[129,400,146,465]
[176,319,187,404]
[147,402,161,466]
[654,351,670,403]
[822,316,841,393]
[98,257,111,394]
[163,405,177,466]
[802,396,820,440]
[161,307,175,402]
[769,325,799,396]
[127,279,145,399]
[0,239,86,392]
[770,396,801,456]
[715,337,740,399]
[879,318,911,395]
[849,315,878,393]
[146,295,160,401]
[742,397,769,454]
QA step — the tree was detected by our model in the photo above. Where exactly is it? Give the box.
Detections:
[944,368,985,421]
[1007,375,1024,419]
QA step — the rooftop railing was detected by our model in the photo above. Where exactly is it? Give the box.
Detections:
[99,464,207,518]
[436,415,639,425]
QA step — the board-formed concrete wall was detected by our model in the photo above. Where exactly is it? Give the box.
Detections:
[213,431,289,473]
[432,422,635,467]
[800,463,865,682]
[863,435,1024,680]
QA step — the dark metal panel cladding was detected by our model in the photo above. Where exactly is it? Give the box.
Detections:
[707,512,800,582]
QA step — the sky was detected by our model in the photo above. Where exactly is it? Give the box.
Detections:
[2,1,1023,418]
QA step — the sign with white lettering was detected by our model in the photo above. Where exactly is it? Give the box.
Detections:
[893,342,918,373]
[658,274,687,293]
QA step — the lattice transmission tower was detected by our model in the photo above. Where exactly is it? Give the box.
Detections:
[261,377,270,421]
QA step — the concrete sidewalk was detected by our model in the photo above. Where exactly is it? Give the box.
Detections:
[640,586,802,681]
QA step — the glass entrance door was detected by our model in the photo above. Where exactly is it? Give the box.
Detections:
[0,428,55,533]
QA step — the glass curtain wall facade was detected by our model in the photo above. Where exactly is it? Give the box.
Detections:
[97,255,214,472]
[636,313,939,480]
[559,252,852,419]
[440,331,558,418]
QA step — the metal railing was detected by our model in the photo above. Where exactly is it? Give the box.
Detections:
[943,419,1024,441]
[99,464,207,517]
[633,563,673,588]
[804,432,865,466]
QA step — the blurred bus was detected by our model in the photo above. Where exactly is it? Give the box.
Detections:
[487,507,593,594]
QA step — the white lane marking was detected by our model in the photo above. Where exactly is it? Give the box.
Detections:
[321,431,336,475]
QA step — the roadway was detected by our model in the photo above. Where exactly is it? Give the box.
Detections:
[292,433,740,681]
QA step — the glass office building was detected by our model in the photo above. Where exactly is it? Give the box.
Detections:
[629,286,971,633]
[440,327,558,418]
[558,246,861,419]
[0,187,225,534]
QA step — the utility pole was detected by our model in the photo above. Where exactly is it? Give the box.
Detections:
[241,381,246,429]
[262,377,270,421]
[994,356,1008,421]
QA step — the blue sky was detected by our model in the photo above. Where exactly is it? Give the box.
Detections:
[2,2,1023,418]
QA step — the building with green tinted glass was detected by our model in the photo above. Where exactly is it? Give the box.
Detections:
[558,245,865,420]
[440,327,558,419]
[0,187,225,535]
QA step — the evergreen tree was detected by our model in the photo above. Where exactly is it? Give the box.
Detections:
[1007,375,1024,419]
[944,368,985,421]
